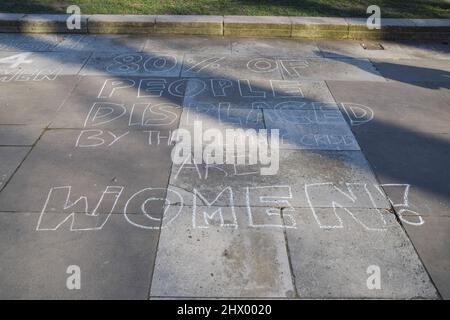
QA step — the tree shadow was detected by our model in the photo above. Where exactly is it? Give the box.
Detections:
[319,49,450,88]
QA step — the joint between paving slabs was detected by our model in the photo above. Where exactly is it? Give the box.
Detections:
[280,207,300,298]
[385,193,443,299]
[147,149,178,299]
[0,125,48,194]
[76,51,95,76]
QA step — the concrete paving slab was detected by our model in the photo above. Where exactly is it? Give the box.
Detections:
[231,38,322,57]
[436,82,450,101]
[0,147,29,190]
[327,80,450,134]
[263,109,360,150]
[0,211,159,299]
[372,59,450,82]
[393,41,450,60]
[0,76,80,126]
[181,54,282,79]
[144,36,231,54]
[150,206,294,298]
[0,125,43,145]
[180,104,264,132]
[80,51,183,76]
[285,208,438,298]
[317,39,450,60]
[383,174,450,225]
[182,78,336,110]
[402,216,450,299]
[0,33,64,51]
[349,131,450,218]
[175,105,265,157]
[0,129,173,216]
[335,129,449,298]
[51,76,183,129]
[327,79,450,215]
[54,34,146,52]
[278,58,385,81]
[0,51,90,75]
[168,149,390,208]
[318,40,387,59]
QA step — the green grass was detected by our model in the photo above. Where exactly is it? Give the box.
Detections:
[0,0,449,18]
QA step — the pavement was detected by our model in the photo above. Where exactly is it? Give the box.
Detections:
[0,33,448,299]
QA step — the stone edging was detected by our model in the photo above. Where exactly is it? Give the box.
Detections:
[0,13,449,40]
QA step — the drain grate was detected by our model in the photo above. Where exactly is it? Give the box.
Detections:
[360,42,385,50]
